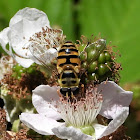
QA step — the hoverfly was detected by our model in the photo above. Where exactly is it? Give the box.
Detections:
[57,41,81,97]
[29,28,81,97]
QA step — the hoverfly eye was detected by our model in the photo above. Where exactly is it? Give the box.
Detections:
[71,80,76,84]
[62,81,66,84]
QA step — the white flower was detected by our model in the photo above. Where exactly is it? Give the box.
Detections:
[0,7,64,68]
[19,81,132,140]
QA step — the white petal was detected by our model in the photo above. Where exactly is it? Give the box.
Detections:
[14,55,34,68]
[93,124,107,139]
[0,27,10,55]
[8,8,50,58]
[98,81,133,119]
[19,113,63,135]
[94,107,129,139]
[0,7,51,67]
[32,85,61,120]
[52,124,93,140]
[8,20,31,58]
[9,7,50,30]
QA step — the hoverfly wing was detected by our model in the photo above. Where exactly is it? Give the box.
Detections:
[29,43,57,70]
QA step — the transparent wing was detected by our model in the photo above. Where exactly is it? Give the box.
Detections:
[29,43,57,70]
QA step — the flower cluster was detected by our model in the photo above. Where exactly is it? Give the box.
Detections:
[0,7,133,140]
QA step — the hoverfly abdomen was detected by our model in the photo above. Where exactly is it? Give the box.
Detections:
[57,41,81,96]
[57,41,81,74]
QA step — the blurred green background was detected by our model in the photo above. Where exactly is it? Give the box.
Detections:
[0,0,140,84]
[0,0,140,139]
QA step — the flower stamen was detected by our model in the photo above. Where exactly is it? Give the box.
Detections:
[29,26,65,50]
[57,87,103,128]
[28,26,66,65]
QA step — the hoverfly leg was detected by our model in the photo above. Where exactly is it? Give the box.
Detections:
[81,84,85,97]
[71,92,75,99]
[74,66,80,73]
[66,92,69,99]
[51,57,57,66]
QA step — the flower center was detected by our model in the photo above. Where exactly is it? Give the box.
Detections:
[29,26,65,51]
[28,26,65,65]
[57,88,103,128]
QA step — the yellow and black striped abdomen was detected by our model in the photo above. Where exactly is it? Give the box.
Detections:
[57,42,81,74]
[57,41,81,96]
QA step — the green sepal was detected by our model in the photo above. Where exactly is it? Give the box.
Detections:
[12,119,20,132]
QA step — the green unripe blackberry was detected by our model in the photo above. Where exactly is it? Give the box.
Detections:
[13,64,22,71]
[88,61,97,73]
[12,64,37,79]
[82,61,88,69]
[87,49,99,63]
[97,64,108,76]
[105,52,111,61]
[85,43,96,53]
[98,53,106,64]
[105,61,112,70]
[88,73,98,81]
[79,38,121,84]
[86,39,106,63]
[27,67,36,74]
[95,39,106,52]
[12,64,25,78]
